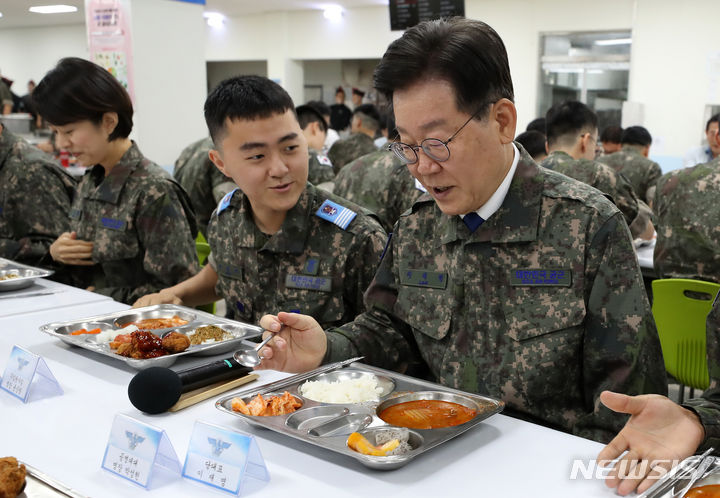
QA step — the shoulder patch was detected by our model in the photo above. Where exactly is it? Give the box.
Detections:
[315,199,357,230]
[217,188,238,215]
[317,154,333,167]
[414,178,427,193]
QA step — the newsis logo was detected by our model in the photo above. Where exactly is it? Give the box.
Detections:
[569,459,682,480]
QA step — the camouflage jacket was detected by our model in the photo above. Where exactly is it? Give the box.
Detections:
[328,133,377,174]
[325,146,667,443]
[653,157,720,282]
[307,150,335,186]
[0,126,76,266]
[173,137,235,235]
[598,147,662,204]
[69,142,199,304]
[207,183,387,328]
[541,150,653,239]
[333,149,424,232]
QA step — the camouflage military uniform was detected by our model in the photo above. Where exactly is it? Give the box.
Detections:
[307,150,335,186]
[174,137,235,235]
[207,183,387,328]
[598,146,662,204]
[68,142,199,304]
[652,157,720,282]
[327,133,377,174]
[541,150,653,239]
[333,149,423,232]
[0,126,76,266]
[0,81,12,110]
[324,146,666,443]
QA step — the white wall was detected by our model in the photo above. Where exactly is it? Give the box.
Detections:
[0,24,87,94]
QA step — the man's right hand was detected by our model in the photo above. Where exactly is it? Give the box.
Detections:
[133,289,183,308]
[50,231,94,265]
[257,312,327,373]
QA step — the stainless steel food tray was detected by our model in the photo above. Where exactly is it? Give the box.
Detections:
[216,359,504,470]
[39,304,264,369]
[0,257,54,291]
[639,454,720,498]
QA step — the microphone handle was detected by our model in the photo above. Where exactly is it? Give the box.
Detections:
[177,357,252,393]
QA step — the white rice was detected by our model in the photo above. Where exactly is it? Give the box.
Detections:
[300,375,382,403]
[94,325,138,344]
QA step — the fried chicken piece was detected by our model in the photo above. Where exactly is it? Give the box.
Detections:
[230,392,301,416]
[161,331,190,353]
[231,397,251,415]
[0,457,26,498]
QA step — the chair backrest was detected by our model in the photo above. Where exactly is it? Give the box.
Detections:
[651,278,720,389]
[196,241,211,267]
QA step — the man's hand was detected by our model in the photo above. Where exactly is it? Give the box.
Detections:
[597,391,705,496]
[50,231,94,265]
[132,289,183,308]
[256,312,327,373]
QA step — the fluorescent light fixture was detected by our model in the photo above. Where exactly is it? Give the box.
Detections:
[203,11,225,29]
[0,12,3,18]
[548,68,583,73]
[323,5,344,22]
[29,5,78,14]
[595,38,632,46]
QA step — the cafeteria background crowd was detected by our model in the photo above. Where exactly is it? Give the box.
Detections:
[2,16,720,496]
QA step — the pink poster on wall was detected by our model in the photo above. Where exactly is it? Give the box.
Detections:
[84,0,135,102]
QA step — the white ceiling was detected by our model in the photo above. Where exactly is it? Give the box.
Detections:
[0,0,388,29]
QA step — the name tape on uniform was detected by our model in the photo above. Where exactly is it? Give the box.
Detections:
[510,269,572,287]
[400,269,448,289]
[285,274,332,292]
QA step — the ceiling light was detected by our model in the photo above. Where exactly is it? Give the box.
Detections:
[323,5,344,22]
[203,11,225,29]
[0,12,3,18]
[29,5,78,14]
[595,38,632,46]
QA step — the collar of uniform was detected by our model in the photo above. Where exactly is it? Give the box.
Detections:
[438,144,542,245]
[0,125,20,172]
[87,141,143,204]
[257,183,312,255]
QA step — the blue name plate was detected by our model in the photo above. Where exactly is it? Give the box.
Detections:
[285,274,332,292]
[102,414,181,489]
[1,345,62,402]
[510,268,572,287]
[183,421,269,495]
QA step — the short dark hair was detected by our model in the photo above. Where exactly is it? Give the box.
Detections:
[296,104,327,133]
[515,130,546,159]
[373,17,514,119]
[600,125,623,144]
[352,87,365,97]
[33,57,133,141]
[545,101,597,147]
[706,113,720,132]
[526,117,546,134]
[353,103,381,131]
[306,100,330,119]
[621,126,652,146]
[204,75,295,145]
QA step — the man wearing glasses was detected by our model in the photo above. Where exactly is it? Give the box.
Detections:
[257,17,667,459]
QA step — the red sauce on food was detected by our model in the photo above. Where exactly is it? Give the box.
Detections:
[685,485,720,498]
[379,399,476,429]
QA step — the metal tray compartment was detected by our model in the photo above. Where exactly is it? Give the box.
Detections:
[216,360,504,470]
[39,304,264,369]
[0,258,54,291]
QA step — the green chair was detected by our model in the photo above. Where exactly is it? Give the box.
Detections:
[651,278,720,403]
[195,236,215,314]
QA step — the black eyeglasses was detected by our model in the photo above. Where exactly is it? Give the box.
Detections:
[387,106,488,164]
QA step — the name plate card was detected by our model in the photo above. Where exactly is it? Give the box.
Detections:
[0,345,62,402]
[183,421,269,495]
[102,414,181,489]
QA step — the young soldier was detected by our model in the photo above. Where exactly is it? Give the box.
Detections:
[134,76,387,329]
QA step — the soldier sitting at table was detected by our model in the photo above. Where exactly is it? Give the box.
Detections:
[134,76,387,330]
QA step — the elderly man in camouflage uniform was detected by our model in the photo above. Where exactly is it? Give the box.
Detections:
[541,101,654,240]
[0,123,76,267]
[174,137,236,236]
[653,132,720,282]
[327,104,380,173]
[333,149,423,232]
[257,18,666,447]
[598,126,662,205]
[134,76,387,329]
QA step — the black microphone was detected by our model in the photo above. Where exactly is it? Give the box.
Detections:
[128,356,252,414]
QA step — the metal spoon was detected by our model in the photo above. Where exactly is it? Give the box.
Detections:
[233,333,274,367]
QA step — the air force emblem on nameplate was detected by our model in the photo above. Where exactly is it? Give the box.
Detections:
[217,188,239,215]
[315,199,356,230]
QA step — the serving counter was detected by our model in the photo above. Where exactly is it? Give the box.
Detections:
[1,292,617,497]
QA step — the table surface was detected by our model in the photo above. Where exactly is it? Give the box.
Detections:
[0,294,621,497]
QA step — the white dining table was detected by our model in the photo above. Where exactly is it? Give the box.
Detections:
[0,295,624,498]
